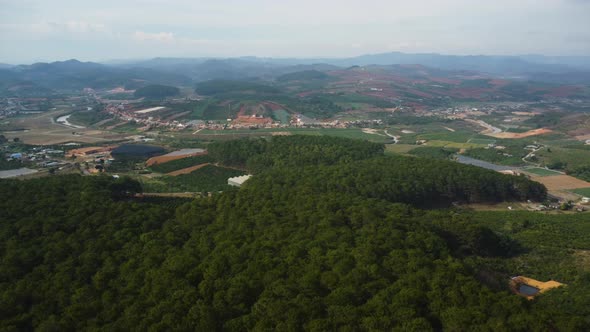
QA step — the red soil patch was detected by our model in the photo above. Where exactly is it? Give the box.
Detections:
[488,128,553,139]
[146,151,208,167]
[263,101,285,111]
[167,163,210,176]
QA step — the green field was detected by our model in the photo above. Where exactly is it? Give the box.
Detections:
[468,138,496,145]
[194,128,392,143]
[534,147,590,170]
[272,109,291,124]
[523,167,563,177]
[572,188,590,197]
[385,144,418,155]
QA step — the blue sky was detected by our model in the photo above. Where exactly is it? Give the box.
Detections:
[1,0,589,64]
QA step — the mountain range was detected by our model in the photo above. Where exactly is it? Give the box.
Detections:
[1,52,589,96]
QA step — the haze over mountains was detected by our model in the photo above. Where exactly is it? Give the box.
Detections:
[1,52,590,96]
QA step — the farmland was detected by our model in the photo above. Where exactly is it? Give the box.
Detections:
[149,154,213,173]
[522,167,563,177]
[529,174,590,191]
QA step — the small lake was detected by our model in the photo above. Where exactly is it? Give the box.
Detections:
[111,144,166,158]
[518,284,540,296]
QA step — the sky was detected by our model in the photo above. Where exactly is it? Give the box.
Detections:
[1,0,589,64]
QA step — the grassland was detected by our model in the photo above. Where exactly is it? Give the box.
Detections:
[523,167,563,177]
[572,188,590,197]
[272,109,291,124]
[467,138,497,145]
[534,147,590,170]
[385,144,418,155]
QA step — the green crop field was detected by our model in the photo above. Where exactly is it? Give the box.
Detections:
[417,130,477,143]
[572,188,590,197]
[272,109,291,124]
[468,138,496,145]
[534,147,590,170]
[385,144,418,155]
[523,167,563,177]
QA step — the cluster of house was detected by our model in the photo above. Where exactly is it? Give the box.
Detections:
[4,147,66,168]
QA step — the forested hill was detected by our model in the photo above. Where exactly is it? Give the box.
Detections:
[133,84,180,99]
[4,136,589,331]
[208,135,546,205]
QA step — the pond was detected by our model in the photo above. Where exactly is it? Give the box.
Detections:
[111,144,165,158]
[518,284,540,296]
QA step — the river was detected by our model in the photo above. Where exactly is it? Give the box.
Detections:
[56,114,85,129]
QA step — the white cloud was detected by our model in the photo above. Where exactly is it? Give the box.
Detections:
[133,31,175,42]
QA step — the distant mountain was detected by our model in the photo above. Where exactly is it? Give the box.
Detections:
[134,84,181,99]
[117,58,337,82]
[0,63,14,69]
[114,53,590,84]
[0,59,192,96]
[2,52,589,97]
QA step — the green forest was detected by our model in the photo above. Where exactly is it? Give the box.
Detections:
[1,136,588,331]
[133,85,181,99]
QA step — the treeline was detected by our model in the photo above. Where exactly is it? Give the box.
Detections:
[0,157,24,170]
[246,156,546,206]
[208,136,545,205]
[195,80,280,95]
[408,146,457,160]
[134,84,180,99]
[207,135,384,171]
[567,165,590,182]
[0,173,585,331]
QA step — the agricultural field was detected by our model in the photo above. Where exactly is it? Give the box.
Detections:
[149,154,213,173]
[533,147,590,171]
[271,109,291,124]
[572,188,590,197]
[529,174,590,191]
[522,167,563,177]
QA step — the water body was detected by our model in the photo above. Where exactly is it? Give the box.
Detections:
[455,155,516,172]
[518,284,540,296]
[56,114,85,129]
[111,144,166,158]
[0,168,38,179]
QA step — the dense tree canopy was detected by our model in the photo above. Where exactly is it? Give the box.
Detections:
[133,84,180,99]
[1,136,583,331]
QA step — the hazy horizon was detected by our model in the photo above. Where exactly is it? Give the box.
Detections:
[1,0,589,64]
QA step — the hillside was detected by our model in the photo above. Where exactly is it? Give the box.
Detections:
[3,136,588,330]
[134,84,180,99]
[0,59,191,95]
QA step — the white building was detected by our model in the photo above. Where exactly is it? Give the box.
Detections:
[228,175,252,187]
